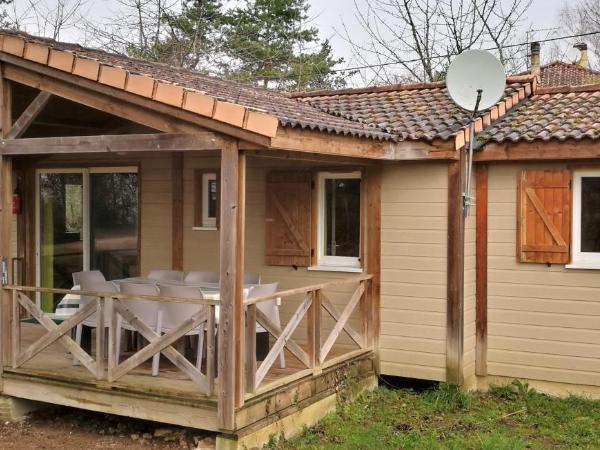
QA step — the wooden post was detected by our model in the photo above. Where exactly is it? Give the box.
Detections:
[244,303,256,393]
[0,68,10,379]
[217,140,244,431]
[446,153,466,385]
[0,156,13,370]
[307,289,321,373]
[172,152,184,271]
[95,297,105,380]
[206,304,215,396]
[475,164,488,376]
[365,166,381,368]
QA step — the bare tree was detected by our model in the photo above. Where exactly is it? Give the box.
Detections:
[340,0,532,85]
[558,0,600,66]
[81,0,226,73]
[3,0,88,40]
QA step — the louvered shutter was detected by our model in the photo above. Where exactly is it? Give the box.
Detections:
[265,171,312,266]
[517,169,571,264]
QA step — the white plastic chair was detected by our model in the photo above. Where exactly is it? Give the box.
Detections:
[117,282,162,376]
[147,270,184,283]
[72,270,106,286]
[184,271,219,285]
[74,280,117,366]
[248,282,285,369]
[243,273,261,285]
[157,284,206,371]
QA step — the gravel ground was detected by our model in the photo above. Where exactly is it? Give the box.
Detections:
[0,406,216,449]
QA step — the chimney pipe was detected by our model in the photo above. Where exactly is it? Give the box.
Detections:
[530,41,541,77]
[574,43,589,68]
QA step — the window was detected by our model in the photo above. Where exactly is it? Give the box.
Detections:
[571,170,600,267]
[194,170,219,229]
[316,171,362,269]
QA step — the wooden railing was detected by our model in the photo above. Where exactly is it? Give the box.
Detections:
[5,275,375,402]
[244,275,374,395]
[6,285,218,396]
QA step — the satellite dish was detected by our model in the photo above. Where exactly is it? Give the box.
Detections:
[446,49,506,112]
[566,47,580,64]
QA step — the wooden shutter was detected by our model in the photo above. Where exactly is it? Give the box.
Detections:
[265,171,312,266]
[517,169,571,264]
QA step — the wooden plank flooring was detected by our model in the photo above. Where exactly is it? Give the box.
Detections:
[6,323,358,402]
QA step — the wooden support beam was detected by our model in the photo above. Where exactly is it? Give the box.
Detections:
[446,153,465,385]
[2,64,199,134]
[0,70,11,136]
[0,133,223,155]
[171,152,183,271]
[217,140,244,431]
[235,150,246,408]
[0,68,12,376]
[0,58,271,146]
[0,156,13,370]
[6,91,52,139]
[365,165,381,366]
[475,164,488,376]
[475,140,600,161]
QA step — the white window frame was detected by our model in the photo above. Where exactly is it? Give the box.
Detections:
[567,170,600,269]
[313,171,362,271]
[200,172,217,229]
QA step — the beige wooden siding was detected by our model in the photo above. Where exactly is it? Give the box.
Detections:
[487,163,600,387]
[380,163,448,381]
[463,172,476,380]
[140,154,173,276]
[181,155,364,350]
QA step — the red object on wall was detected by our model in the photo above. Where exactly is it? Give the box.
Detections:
[12,193,21,214]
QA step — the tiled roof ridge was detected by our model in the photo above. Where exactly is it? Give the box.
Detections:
[536,83,600,95]
[291,74,536,98]
[452,75,538,150]
[542,60,600,74]
[1,29,282,99]
[0,30,281,138]
[478,81,600,144]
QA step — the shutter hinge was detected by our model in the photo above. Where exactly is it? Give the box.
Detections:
[311,248,314,257]
[311,180,315,190]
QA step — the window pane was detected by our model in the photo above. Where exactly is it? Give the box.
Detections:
[581,177,600,253]
[90,173,139,280]
[324,178,360,257]
[208,179,218,218]
[39,173,84,312]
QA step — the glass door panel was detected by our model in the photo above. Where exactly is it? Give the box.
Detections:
[90,172,139,280]
[39,172,84,312]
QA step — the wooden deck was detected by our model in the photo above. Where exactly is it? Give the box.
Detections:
[1,323,373,433]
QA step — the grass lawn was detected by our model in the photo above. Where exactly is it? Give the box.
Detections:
[274,380,600,449]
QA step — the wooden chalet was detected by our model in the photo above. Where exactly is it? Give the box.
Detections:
[0,31,599,449]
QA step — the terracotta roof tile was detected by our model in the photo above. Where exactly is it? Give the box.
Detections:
[479,84,600,143]
[293,78,533,142]
[0,31,393,141]
[540,61,600,87]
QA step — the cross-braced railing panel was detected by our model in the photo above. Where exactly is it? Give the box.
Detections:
[107,298,215,395]
[11,290,104,378]
[5,285,218,398]
[244,275,374,394]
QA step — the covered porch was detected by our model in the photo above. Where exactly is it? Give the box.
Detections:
[0,66,381,447]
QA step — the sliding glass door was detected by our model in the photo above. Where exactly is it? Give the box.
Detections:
[37,168,139,312]
[38,171,86,312]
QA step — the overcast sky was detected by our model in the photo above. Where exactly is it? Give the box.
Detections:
[8,0,580,84]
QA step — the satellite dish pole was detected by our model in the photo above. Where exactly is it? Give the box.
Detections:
[446,49,506,218]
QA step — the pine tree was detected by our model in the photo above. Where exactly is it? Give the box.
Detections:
[222,0,346,91]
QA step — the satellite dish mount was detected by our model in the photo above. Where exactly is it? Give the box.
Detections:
[446,50,506,217]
